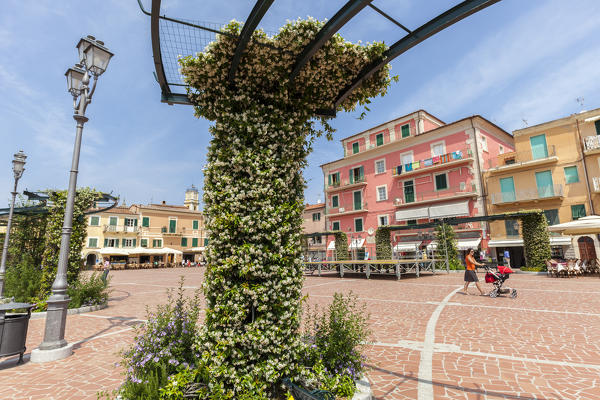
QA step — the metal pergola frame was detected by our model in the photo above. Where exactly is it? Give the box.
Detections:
[0,191,119,218]
[139,0,501,115]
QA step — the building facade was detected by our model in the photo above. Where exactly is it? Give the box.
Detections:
[321,110,513,259]
[301,203,326,260]
[486,107,600,265]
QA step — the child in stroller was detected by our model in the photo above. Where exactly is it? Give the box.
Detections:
[484,265,517,298]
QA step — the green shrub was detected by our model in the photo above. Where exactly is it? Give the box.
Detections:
[119,278,201,400]
[521,212,551,270]
[4,255,43,303]
[434,224,463,270]
[375,228,392,260]
[334,231,349,261]
[67,272,110,308]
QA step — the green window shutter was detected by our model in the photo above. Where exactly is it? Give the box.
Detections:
[352,142,359,154]
[122,238,126,247]
[353,191,362,210]
[332,195,339,208]
[89,238,97,248]
[358,166,364,181]
[192,238,198,247]
[133,239,137,247]
[109,216,117,226]
[181,237,188,247]
[349,168,354,184]
[595,120,600,135]
[571,204,586,220]
[193,220,199,230]
[401,124,410,138]
[90,216,99,226]
[404,181,415,203]
[376,134,383,146]
[328,174,332,186]
[543,209,559,226]
[535,170,554,198]
[141,239,147,247]
[332,221,340,231]
[142,217,150,227]
[115,239,119,248]
[134,218,138,226]
[530,134,548,160]
[354,218,363,232]
[104,238,108,247]
[500,177,516,202]
[435,174,448,190]
[564,166,579,184]
[169,219,177,233]
[204,238,209,246]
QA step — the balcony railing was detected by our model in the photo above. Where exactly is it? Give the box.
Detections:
[103,225,139,233]
[392,147,472,177]
[326,176,366,190]
[584,136,600,152]
[488,145,556,169]
[393,185,476,206]
[490,184,563,205]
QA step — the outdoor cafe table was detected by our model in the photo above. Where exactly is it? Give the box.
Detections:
[304,259,441,280]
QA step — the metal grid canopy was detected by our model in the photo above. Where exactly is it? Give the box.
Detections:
[138,0,501,116]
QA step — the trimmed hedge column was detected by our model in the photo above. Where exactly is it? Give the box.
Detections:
[521,213,551,269]
[375,227,392,260]
[180,19,392,394]
[334,231,349,261]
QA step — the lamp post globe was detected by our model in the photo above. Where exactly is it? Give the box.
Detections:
[31,36,112,363]
[0,150,27,298]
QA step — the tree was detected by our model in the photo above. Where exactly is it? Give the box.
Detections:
[521,212,551,270]
[180,19,392,394]
[434,223,462,270]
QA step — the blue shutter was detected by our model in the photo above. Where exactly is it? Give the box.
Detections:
[530,134,548,160]
[500,177,516,202]
[535,171,554,198]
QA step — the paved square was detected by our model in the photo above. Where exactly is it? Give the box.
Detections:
[1,268,599,399]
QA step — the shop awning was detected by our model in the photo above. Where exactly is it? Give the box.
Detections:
[550,236,572,246]
[428,200,470,219]
[162,247,183,255]
[395,206,429,221]
[393,241,420,252]
[327,241,336,250]
[488,236,572,247]
[457,238,481,251]
[427,241,438,250]
[186,247,206,252]
[98,248,130,256]
[548,215,600,235]
[349,238,365,249]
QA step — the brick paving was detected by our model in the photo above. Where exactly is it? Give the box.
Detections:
[1,268,599,399]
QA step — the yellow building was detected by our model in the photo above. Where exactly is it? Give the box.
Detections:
[82,187,205,268]
[485,107,600,265]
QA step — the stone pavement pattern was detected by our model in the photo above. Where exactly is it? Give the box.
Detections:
[1,268,599,399]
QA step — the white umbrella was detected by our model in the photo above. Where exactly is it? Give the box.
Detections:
[547,215,600,235]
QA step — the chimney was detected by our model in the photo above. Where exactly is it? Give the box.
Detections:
[162,200,166,205]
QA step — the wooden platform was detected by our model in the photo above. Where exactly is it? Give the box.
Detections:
[304,259,446,279]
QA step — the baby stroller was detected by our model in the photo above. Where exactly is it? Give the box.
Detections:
[484,265,517,298]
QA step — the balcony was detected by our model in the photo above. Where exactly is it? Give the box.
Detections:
[490,184,563,205]
[584,136,600,154]
[392,148,473,179]
[487,145,557,172]
[103,225,139,233]
[393,185,477,208]
[326,202,368,216]
[326,176,367,193]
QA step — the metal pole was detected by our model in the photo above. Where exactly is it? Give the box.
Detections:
[38,113,88,351]
[0,179,19,297]
[443,222,449,273]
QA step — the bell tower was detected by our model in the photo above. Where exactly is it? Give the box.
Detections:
[184,185,199,210]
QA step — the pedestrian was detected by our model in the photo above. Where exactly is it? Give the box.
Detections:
[463,248,486,295]
[101,258,110,285]
[503,249,511,268]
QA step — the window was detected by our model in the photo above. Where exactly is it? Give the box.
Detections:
[181,237,188,247]
[193,220,199,230]
[352,142,359,154]
[404,180,415,203]
[376,185,387,201]
[564,166,579,184]
[530,134,548,160]
[378,215,389,226]
[312,213,321,221]
[431,142,445,157]
[499,145,504,154]
[104,238,118,247]
[192,238,198,247]
[407,219,417,226]
[124,218,137,227]
[505,220,519,237]
[401,124,410,138]
[354,218,363,232]
[153,239,162,248]
[349,166,364,183]
[353,191,362,210]
[543,209,560,226]
[88,238,98,248]
[169,218,177,233]
[571,204,586,220]
[331,195,339,208]
[480,136,488,152]
[122,238,134,247]
[204,238,209,246]
[434,173,448,191]
[142,217,150,227]
[332,221,340,231]
[500,177,516,202]
[535,170,555,198]
[401,152,413,166]
[109,216,118,226]
[328,172,340,187]
[89,216,100,226]
[376,133,384,146]
[141,239,148,248]
[595,119,600,135]
[375,159,385,174]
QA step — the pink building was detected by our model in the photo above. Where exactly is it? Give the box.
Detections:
[320,110,514,259]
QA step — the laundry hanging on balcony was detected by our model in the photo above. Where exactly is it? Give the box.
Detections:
[395,165,402,175]
[405,163,413,172]
[451,150,463,160]
[411,161,420,170]
[423,158,433,166]
[432,156,440,164]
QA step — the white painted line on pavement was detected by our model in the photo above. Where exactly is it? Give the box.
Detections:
[72,327,135,345]
[418,286,461,400]
[304,279,358,288]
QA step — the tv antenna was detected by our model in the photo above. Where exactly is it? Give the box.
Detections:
[576,97,585,111]
[521,118,528,127]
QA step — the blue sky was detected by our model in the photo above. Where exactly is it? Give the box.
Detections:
[1,0,600,208]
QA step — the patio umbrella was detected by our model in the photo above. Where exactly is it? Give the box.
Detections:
[547,215,600,235]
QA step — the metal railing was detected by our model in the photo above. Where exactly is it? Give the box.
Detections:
[490,184,563,204]
[103,225,140,233]
[326,175,366,190]
[488,145,556,168]
[585,136,600,152]
[393,185,475,206]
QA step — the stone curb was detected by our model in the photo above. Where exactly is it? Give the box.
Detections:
[30,303,108,320]
[353,375,373,400]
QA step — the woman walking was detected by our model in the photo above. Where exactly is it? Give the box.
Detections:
[464,248,486,295]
